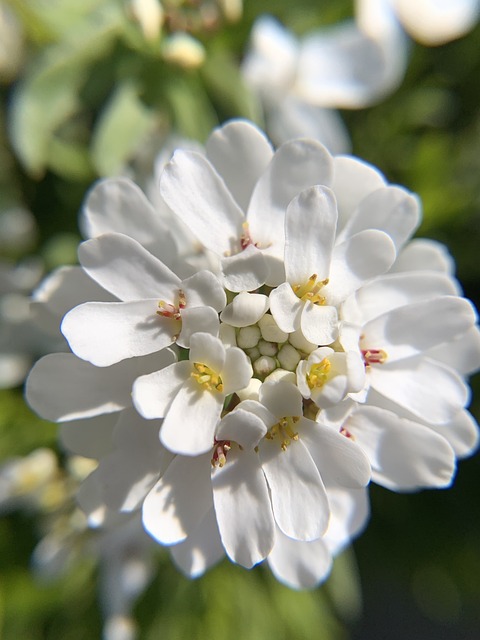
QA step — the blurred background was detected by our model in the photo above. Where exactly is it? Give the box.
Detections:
[0,0,479,638]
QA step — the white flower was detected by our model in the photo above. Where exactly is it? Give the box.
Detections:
[357,0,480,47]
[61,232,226,366]
[269,185,398,344]
[242,15,406,149]
[133,332,253,455]
[160,120,333,289]
[25,120,480,591]
[296,346,365,408]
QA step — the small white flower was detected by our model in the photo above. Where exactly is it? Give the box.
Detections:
[296,346,365,408]
[61,232,226,366]
[133,332,253,455]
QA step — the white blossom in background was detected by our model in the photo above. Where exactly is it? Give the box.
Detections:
[357,0,480,47]
[0,207,64,388]
[0,447,158,640]
[26,119,480,590]
[242,14,407,151]
[243,3,479,151]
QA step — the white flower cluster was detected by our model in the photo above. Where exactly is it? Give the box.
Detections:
[26,120,480,589]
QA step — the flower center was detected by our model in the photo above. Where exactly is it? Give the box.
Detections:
[361,348,388,365]
[191,362,224,392]
[292,274,329,305]
[156,289,186,321]
[211,439,231,468]
[266,416,300,451]
[306,358,331,389]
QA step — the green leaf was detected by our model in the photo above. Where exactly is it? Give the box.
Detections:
[8,2,123,178]
[201,49,262,122]
[91,81,156,176]
[9,63,84,178]
[46,137,94,182]
[164,73,218,142]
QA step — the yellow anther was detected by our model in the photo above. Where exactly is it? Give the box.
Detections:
[192,362,224,392]
[306,358,331,390]
[292,274,329,304]
[266,416,300,450]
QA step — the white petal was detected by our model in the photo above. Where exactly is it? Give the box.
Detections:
[212,446,275,568]
[324,486,370,556]
[59,413,117,458]
[259,438,329,540]
[76,470,108,527]
[338,186,420,250]
[346,406,456,490]
[176,306,220,348]
[80,177,177,264]
[26,353,164,422]
[332,156,386,231]
[221,347,253,394]
[395,0,479,45]
[160,378,222,455]
[269,282,303,333]
[267,98,351,154]
[247,139,333,260]
[324,229,396,306]
[242,15,299,97]
[355,271,460,324]
[216,406,267,449]
[426,325,480,376]
[205,120,274,211]
[78,233,180,301]
[132,361,192,419]
[259,380,303,419]
[298,19,405,107]
[428,409,479,459]
[284,186,337,285]
[268,527,332,590]
[220,292,269,328]
[301,419,371,488]
[301,303,338,345]
[32,265,115,334]
[142,453,213,544]
[362,296,477,362]
[160,150,245,255]
[181,270,226,311]
[97,416,165,512]
[369,356,469,425]
[62,299,176,366]
[391,238,455,274]
[221,245,269,292]
[170,508,224,578]
[189,332,226,373]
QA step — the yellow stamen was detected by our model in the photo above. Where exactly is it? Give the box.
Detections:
[192,362,224,392]
[292,274,329,305]
[266,416,300,450]
[306,358,331,390]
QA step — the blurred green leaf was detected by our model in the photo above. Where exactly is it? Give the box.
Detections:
[201,49,262,122]
[46,137,94,182]
[91,81,157,176]
[163,72,218,142]
[9,62,84,178]
[8,1,123,177]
